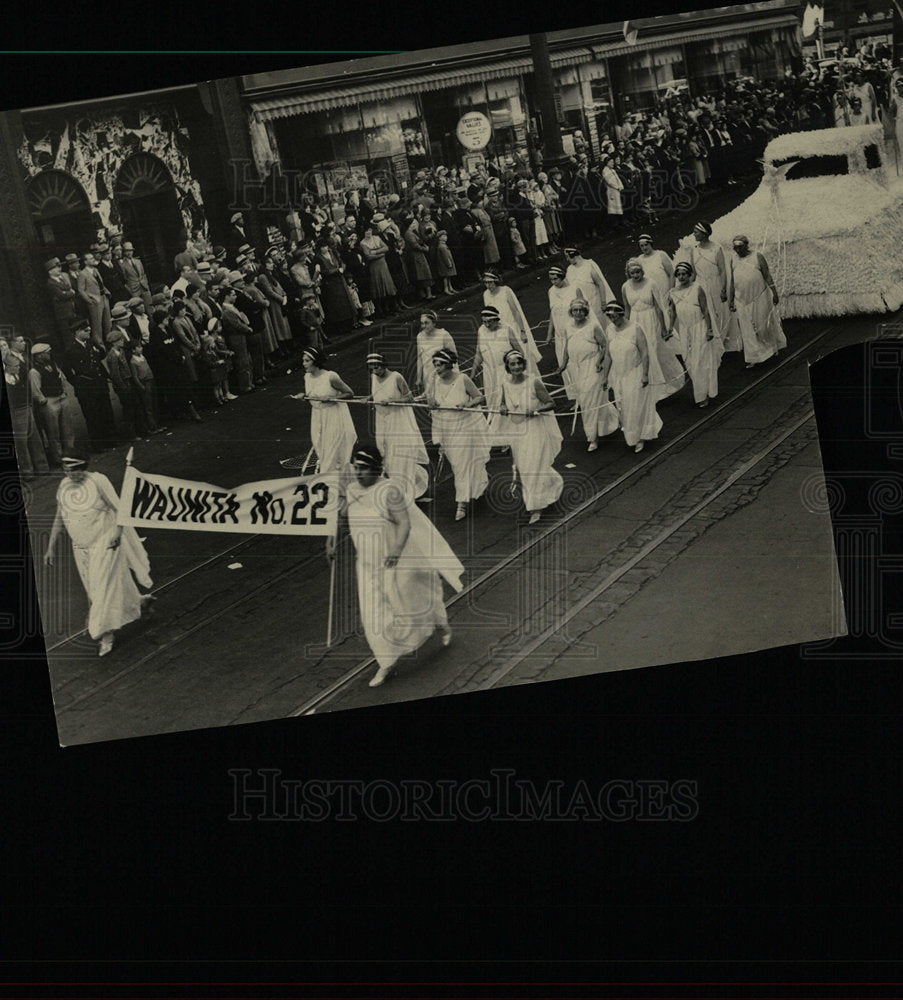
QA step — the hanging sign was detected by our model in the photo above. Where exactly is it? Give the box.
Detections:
[456,111,492,151]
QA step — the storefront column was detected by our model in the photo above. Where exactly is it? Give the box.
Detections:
[576,68,600,156]
[202,77,269,253]
[0,110,58,345]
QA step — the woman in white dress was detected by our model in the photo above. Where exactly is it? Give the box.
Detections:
[326,442,463,688]
[529,179,551,259]
[498,349,563,525]
[543,265,586,402]
[291,347,357,475]
[563,246,613,326]
[426,347,492,522]
[472,305,523,444]
[368,352,430,499]
[636,234,674,314]
[601,155,625,220]
[600,301,661,453]
[622,258,686,403]
[414,310,457,394]
[482,271,541,372]
[44,454,153,657]
[728,235,786,369]
[668,261,722,408]
[555,297,619,452]
[689,220,730,347]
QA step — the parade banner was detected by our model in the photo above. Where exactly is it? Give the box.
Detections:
[116,466,339,536]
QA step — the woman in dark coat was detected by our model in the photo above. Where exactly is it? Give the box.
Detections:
[148,309,202,422]
[314,238,355,338]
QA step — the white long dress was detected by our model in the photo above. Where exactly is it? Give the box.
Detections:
[372,370,430,499]
[730,252,787,365]
[566,258,614,326]
[548,280,586,401]
[483,286,541,367]
[305,369,358,474]
[477,321,519,444]
[638,249,674,314]
[431,373,491,504]
[690,243,730,345]
[607,321,662,447]
[670,282,723,404]
[56,472,152,640]
[415,328,456,390]
[565,318,619,442]
[531,189,549,246]
[346,476,464,671]
[499,376,564,513]
[624,279,685,402]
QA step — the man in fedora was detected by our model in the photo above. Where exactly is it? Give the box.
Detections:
[97,242,129,306]
[45,256,78,346]
[29,342,75,468]
[104,327,143,439]
[77,251,111,347]
[119,241,152,309]
[109,301,134,352]
[228,212,246,265]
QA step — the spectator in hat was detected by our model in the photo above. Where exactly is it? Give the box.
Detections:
[298,292,328,352]
[127,297,152,349]
[228,212,246,265]
[28,342,75,468]
[62,253,84,311]
[360,223,398,319]
[185,282,214,338]
[314,237,356,337]
[259,250,294,359]
[119,242,152,310]
[129,339,162,434]
[109,303,133,355]
[3,333,50,479]
[169,299,203,389]
[218,284,254,394]
[104,328,145,439]
[77,252,111,348]
[230,271,268,384]
[62,318,117,451]
[240,261,280,369]
[97,243,129,307]
[402,214,435,301]
[45,257,78,346]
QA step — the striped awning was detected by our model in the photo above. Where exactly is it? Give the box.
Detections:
[253,56,532,120]
[593,13,799,59]
[252,46,595,121]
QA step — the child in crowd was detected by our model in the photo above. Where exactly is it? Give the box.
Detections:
[128,340,163,434]
[201,317,234,405]
[435,230,457,295]
[509,217,528,269]
[299,292,328,352]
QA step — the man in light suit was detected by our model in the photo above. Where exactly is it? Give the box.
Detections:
[119,242,152,309]
[45,256,78,347]
[77,252,111,348]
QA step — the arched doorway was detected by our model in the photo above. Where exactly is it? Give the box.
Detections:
[114,153,185,287]
[27,170,95,255]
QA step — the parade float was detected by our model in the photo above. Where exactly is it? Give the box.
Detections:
[677,124,903,319]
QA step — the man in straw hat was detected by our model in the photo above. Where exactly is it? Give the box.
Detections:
[29,342,76,468]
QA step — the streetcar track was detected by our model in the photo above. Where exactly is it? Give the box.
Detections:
[288,323,838,717]
[54,321,836,717]
[477,409,816,692]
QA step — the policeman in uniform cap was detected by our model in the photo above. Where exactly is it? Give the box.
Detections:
[62,317,117,451]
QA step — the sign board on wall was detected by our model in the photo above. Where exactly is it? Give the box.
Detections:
[456,111,492,150]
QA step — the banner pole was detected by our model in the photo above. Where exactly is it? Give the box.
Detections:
[326,534,338,648]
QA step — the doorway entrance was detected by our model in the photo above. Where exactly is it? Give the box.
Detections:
[27,170,95,256]
[114,154,185,286]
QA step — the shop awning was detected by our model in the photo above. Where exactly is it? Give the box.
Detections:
[593,13,799,59]
[253,57,532,120]
[550,46,595,68]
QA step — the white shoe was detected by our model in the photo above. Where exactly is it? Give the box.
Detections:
[98,633,115,657]
[455,504,467,521]
[634,442,645,453]
[225,393,239,401]
[587,441,598,453]
[441,629,452,647]
[368,665,393,687]
[528,511,541,525]
[361,319,374,326]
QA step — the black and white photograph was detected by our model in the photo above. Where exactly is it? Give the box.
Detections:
[10,0,897,748]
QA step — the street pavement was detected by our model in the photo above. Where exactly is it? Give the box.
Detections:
[16,178,859,744]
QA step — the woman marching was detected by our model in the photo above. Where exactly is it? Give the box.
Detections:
[426,347,492,522]
[472,304,524,444]
[414,310,457,395]
[367,351,430,499]
[326,442,464,688]
[481,270,541,373]
[555,297,619,452]
[543,265,585,403]
[728,234,786,369]
[291,347,357,474]
[600,300,662,454]
[44,452,154,657]
[622,257,686,403]
[688,220,731,348]
[498,349,563,525]
[668,260,722,408]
